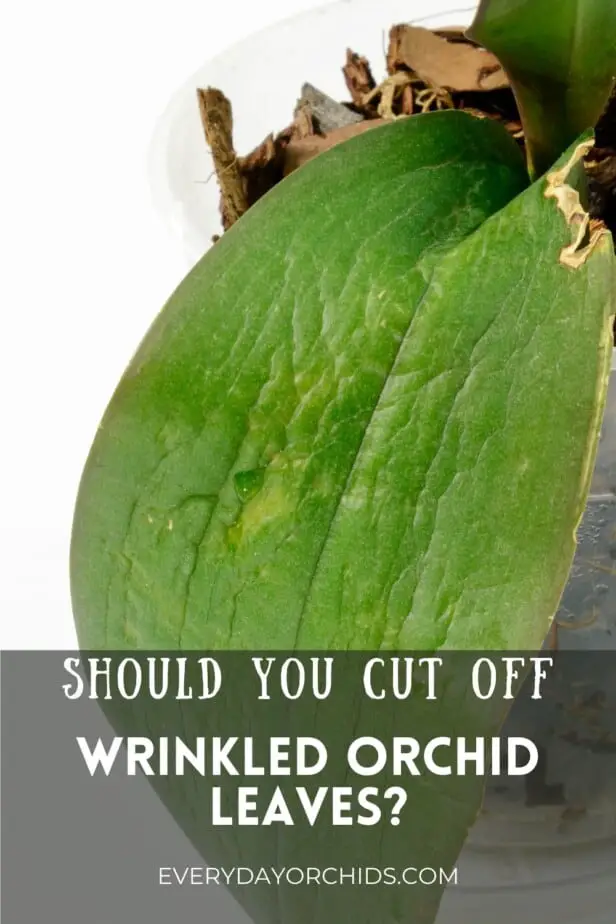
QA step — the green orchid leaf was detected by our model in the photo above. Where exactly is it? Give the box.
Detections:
[71,110,615,924]
[467,0,616,178]
[70,112,615,653]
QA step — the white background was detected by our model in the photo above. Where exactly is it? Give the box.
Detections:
[1,0,338,648]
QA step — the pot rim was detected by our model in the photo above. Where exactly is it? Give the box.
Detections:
[147,0,478,266]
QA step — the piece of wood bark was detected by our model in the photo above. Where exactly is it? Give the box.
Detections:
[343,49,378,115]
[288,104,315,140]
[238,134,282,209]
[283,118,388,175]
[238,104,316,206]
[387,25,509,92]
[196,87,248,230]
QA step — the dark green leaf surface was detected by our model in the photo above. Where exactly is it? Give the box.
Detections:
[468,0,616,178]
[71,112,614,652]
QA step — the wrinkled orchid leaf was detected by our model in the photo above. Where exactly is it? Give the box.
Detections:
[71,109,616,924]
[71,113,614,652]
[467,0,616,178]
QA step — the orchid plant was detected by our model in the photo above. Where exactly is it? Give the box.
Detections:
[71,2,616,922]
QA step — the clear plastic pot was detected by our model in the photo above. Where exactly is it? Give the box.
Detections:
[148,0,479,265]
